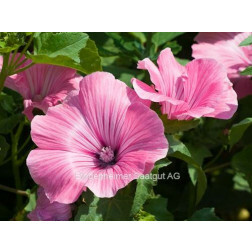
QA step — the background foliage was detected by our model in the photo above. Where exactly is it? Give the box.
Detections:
[0,32,252,221]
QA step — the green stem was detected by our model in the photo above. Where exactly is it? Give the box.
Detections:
[12,62,34,75]
[12,33,34,69]
[11,120,25,210]
[0,184,28,197]
[0,135,31,167]
[204,162,230,173]
[204,147,224,169]
[0,53,10,93]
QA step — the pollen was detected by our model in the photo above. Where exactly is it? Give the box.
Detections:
[99,146,115,163]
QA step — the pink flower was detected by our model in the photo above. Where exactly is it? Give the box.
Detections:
[28,187,72,221]
[131,48,238,120]
[192,32,252,99]
[26,72,168,203]
[0,55,81,120]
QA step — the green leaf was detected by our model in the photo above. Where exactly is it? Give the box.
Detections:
[188,208,221,221]
[79,39,102,73]
[0,114,23,134]
[0,135,9,163]
[29,33,101,74]
[162,117,200,134]
[134,210,156,221]
[240,66,252,76]
[233,173,251,193]
[232,144,252,191]
[34,32,88,61]
[240,35,252,46]
[131,158,171,216]
[176,58,190,66]
[75,185,135,221]
[188,165,207,204]
[0,32,26,53]
[144,196,173,221]
[128,32,147,44]
[229,118,252,148]
[0,92,15,114]
[152,32,184,48]
[24,189,37,212]
[74,190,103,221]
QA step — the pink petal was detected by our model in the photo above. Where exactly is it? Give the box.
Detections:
[27,149,91,204]
[28,187,72,221]
[192,32,252,76]
[31,95,101,154]
[78,72,147,150]
[184,58,238,119]
[137,58,166,92]
[157,48,186,97]
[131,78,184,105]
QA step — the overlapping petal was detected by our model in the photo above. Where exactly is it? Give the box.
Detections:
[27,72,168,201]
[28,187,73,221]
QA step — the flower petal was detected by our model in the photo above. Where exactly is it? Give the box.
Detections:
[131,78,184,105]
[28,187,72,221]
[184,58,238,119]
[157,48,186,97]
[78,72,146,150]
[31,95,101,154]
[27,149,92,204]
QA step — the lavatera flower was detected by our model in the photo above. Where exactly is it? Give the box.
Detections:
[131,48,238,120]
[28,187,72,221]
[192,32,252,99]
[27,72,168,203]
[0,55,81,120]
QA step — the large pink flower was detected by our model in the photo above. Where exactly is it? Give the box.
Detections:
[131,48,238,120]
[28,187,72,221]
[26,72,168,203]
[192,32,252,99]
[0,55,81,120]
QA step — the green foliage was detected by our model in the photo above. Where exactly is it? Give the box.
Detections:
[232,145,252,191]
[229,117,252,148]
[28,32,102,74]
[152,32,184,49]
[240,35,252,46]
[75,185,135,221]
[143,196,174,221]
[0,32,26,53]
[131,158,171,216]
[0,114,23,134]
[188,208,221,221]
[0,135,9,163]
[240,66,252,76]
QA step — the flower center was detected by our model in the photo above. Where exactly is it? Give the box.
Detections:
[99,146,115,163]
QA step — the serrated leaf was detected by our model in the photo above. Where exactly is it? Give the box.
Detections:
[29,33,101,74]
[240,66,252,76]
[229,118,252,148]
[240,35,252,46]
[0,135,9,163]
[188,208,221,221]
[34,32,88,61]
